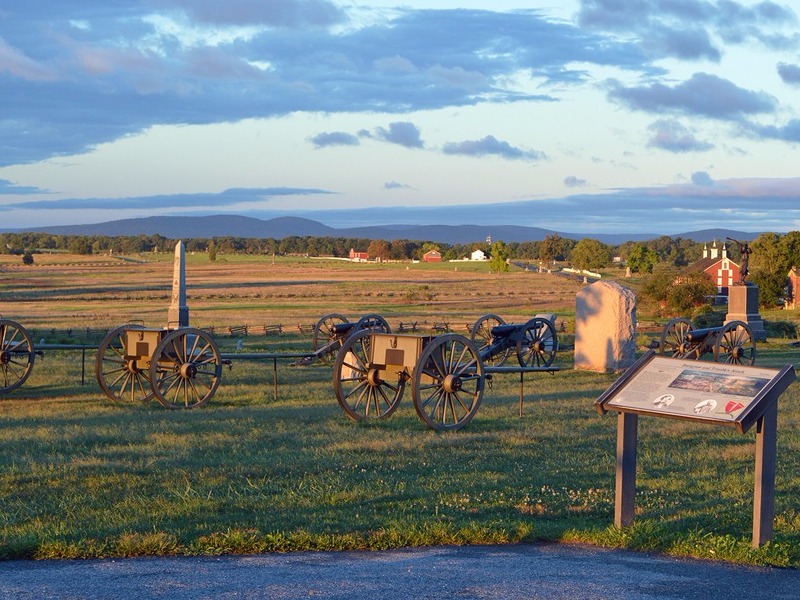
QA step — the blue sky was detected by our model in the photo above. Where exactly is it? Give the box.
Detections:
[1,0,799,235]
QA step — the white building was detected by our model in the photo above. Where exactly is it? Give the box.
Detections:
[471,249,487,261]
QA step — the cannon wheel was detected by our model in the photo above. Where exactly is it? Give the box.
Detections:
[149,327,222,409]
[312,313,349,364]
[412,333,485,431]
[660,318,699,359]
[0,318,35,394]
[333,329,405,421]
[713,320,756,365]
[470,314,511,367]
[355,313,391,334]
[516,317,558,368]
[95,324,154,403]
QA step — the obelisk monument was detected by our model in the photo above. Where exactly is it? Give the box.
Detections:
[168,240,189,327]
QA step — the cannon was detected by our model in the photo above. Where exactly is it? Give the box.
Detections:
[95,242,224,409]
[95,323,222,409]
[0,317,36,394]
[659,318,756,365]
[295,313,391,365]
[469,313,557,367]
[332,316,558,431]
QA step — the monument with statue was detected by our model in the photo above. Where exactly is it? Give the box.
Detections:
[726,238,767,341]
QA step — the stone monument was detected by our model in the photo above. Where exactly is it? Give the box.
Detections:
[727,284,766,341]
[786,266,799,310]
[575,280,637,373]
[725,238,766,341]
[168,240,189,327]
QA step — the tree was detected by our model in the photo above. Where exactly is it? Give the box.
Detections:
[208,240,217,262]
[750,270,787,308]
[489,240,510,273]
[625,243,659,274]
[390,240,412,261]
[569,238,612,272]
[750,232,785,276]
[639,263,716,315]
[68,237,92,255]
[186,238,208,253]
[539,234,563,264]
[641,263,680,306]
[515,241,539,260]
[744,233,788,304]
[666,270,716,313]
[367,239,391,262]
[22,251,34,265]
[781,231,800,271]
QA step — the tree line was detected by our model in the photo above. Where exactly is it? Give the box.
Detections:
[4,230,800,309]
[0,231,703,264]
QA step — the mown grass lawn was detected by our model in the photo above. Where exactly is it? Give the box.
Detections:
[2,253,800,565]
[2,341,800,566]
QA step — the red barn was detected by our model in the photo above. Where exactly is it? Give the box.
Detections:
[349,248,369,261]
[423,249,442,262]
[688,241,740,295]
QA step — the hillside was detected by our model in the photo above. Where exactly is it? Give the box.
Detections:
[6,215,758,246]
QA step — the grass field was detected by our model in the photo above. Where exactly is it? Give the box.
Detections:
[2,252,800,566]
[1,252,581,333]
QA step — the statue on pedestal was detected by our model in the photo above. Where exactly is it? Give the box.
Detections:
[728,237,752,285]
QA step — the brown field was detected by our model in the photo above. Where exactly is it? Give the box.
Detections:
[0,252,584,335]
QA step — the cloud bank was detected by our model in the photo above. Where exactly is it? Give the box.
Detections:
[4,1,796,169]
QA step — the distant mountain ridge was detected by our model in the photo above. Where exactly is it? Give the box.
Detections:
[6,215,758,246]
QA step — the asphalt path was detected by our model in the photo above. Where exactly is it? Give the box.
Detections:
[1,543,799,600]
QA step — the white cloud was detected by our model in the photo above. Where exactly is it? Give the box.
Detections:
[442,135,545,160]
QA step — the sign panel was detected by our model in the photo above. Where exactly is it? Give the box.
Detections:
[596,351,795,433]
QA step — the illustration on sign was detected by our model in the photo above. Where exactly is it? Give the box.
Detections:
[668,368,769,398]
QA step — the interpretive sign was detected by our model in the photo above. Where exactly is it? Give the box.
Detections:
[596,352,793,434]
[595,350,796,548]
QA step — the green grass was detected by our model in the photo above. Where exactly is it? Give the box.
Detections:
[2,342,800,566]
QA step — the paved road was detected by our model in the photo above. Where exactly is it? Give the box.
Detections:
[1,543,798,599]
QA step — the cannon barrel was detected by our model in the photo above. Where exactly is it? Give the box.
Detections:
[490,323,521,337]
[685,327,720,343]
[331,322,357,336]
[490,321,546,338]
[293,322,357,364]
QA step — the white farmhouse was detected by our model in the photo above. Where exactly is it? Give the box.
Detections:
[471,249,487,261]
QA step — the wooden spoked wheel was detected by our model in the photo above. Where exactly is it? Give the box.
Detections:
[355,313,391,334]
[714,320,756,365]
[333,329,405,421]
[312,313,348,364]
[470,314,511,367]
[412,334,485,431]
[660,318,699,359]
[516,317,557,368]
[0,318,35,394]
[95,324,154,403]
[149,328,222,409]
